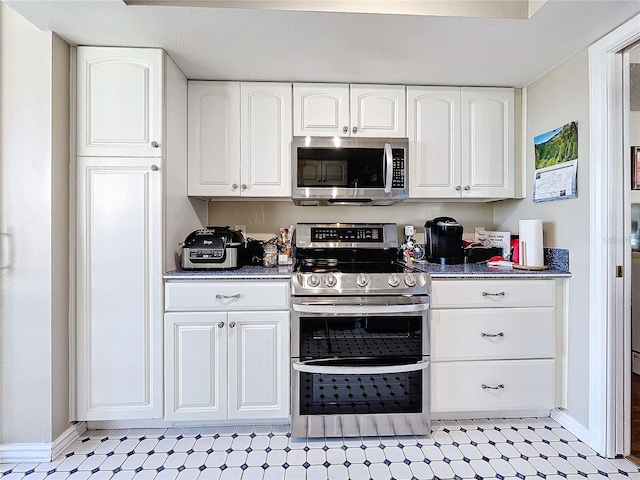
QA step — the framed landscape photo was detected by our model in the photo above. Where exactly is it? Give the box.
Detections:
[633,146,640,190]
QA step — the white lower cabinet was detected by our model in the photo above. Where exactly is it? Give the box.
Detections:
[164,281,290,422]
[430,279,562,418]
[75,157,163,420]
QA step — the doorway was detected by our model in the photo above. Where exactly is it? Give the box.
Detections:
[627,40,640,462]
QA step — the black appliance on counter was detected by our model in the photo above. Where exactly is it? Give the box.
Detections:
[181,225,245,269]
[424,217,464,265]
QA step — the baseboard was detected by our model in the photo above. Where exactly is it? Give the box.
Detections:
[0,422,87,464]
[551,408,591,445]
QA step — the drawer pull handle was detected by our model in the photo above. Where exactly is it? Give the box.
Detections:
[482,384,505,390]
[481,332,505,338]
[216,293,241,299]
[482,291,505,297]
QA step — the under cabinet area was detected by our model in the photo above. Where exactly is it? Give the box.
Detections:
[164,280,290,422]
[430,278,563,418]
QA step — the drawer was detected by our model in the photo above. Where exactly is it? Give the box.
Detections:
[165,281,290,311]
[431,279,555,308]
[431,307,555,361]
[431,359,555,413]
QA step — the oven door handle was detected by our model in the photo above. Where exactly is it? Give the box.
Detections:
[292,303,429,314]
[292,359,430,375]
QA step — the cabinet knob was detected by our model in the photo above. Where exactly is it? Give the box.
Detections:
[352,126,358,134]
[151,164,159,171]
[241,184,247,190]
[455,185,462,191]
[217,321,225,328]
[232,183,238,190]
[229,321,236,328]
[343,126,349,133]
[464,185,471,191]
[151,141,159,148]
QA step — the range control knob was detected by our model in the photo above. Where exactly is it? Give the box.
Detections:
[324,273,338,288]
[356,273,370,287]
[307,273,321,288]
[388,273,400,287]
[404,273,417,287]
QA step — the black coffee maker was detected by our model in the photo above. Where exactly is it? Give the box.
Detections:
[424,217,464,265]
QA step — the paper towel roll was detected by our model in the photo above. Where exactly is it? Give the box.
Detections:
[519,219,544,267]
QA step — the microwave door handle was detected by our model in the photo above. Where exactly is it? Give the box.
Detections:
[384,143,393,193]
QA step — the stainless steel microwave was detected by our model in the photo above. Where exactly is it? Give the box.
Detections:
[291,136,409,206]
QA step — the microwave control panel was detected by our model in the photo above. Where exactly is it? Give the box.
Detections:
[392,152,405,188]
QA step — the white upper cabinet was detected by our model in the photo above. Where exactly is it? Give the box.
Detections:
[188,82,241,197]
[240,83,292,197]
[293,83,350,136]
[408,86,514,199]
[187,81,291,197]
[293,83,406,137]
[350,84,406,137]
[407,87,461,198]
[461,88,514,198]
[77,47,164,157]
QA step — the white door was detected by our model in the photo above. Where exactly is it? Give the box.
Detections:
[407,86,461,198]
[187,81,241,197]
[293,83,350,137]
[77,47,164,157]
[350,85,406,137]
[461,87,514,198]
[164,312,228,421]
[240,83,292,197]
[75,157,162,420]
[227,311,290,419]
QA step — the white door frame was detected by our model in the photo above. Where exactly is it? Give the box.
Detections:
[589,13,640,458]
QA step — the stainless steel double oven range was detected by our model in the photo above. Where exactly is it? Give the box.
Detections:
[291,223,431,438]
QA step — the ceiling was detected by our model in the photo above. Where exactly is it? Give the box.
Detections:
[5,0,640,87]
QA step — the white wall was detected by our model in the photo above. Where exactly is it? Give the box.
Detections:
[493,49,591,427]
[207,200,497,241]
[0,3,71,446]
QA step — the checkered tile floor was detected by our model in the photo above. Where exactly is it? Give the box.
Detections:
[1,417,639,480]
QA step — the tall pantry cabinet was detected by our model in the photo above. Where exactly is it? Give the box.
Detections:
[73,47,201,420]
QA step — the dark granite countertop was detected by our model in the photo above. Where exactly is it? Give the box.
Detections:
[165,248,570,280]
[408,261,570,279]
[164,264,293,280]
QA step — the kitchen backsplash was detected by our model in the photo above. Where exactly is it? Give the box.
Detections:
[207,200,496,241]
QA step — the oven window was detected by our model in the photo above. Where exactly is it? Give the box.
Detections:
[299,371,423,415]
[299,315,422,359]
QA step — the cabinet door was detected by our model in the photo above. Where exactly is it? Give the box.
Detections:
[76,157,162,420]
[293,83,350,137]
[164,312,228,421]
[227,311,290,419]
[350,85,406,137]
[461,88,514,198]
[407,87,461,198]
[187,81,241,197]
[77,47,164,157]
[240,83,292,197]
